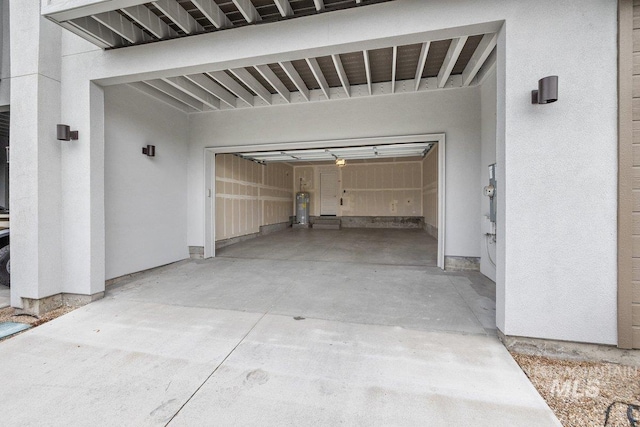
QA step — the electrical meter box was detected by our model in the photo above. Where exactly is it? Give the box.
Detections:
[488,163,496,223]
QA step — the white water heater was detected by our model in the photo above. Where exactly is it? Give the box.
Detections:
[296,192,310,225]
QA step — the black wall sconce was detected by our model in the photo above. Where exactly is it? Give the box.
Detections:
[56,124,78,141]
[531,76,558,104]
[142,145,156,157]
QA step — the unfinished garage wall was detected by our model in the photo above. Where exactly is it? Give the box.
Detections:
[262,162,294,226]
[189,88,481,258]
[215,154,262,241]
[294,160,422,219]
[422,146,438,238]
[341,160,422,217]
[216,154,292,242]
[104,85,189,280]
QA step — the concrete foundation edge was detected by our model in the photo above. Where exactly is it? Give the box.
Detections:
[337,216,424,229]
[424,223,438,239]
[498,329,640,367]
[20,291,104,316]
[444,256,480,271]
[212,221,291,252]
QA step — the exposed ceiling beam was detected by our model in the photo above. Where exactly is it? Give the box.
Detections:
[44,0,153,22]
[232,0,262,23]
[164,76,222,109]
[208,71,254,106]
[331,54,350,98]
[363,50,372,96]
[144,79,206,111]
[192,0,232,29]
[306,58,330,100]
[462,33,498,86]
[313,0,325,12]
[152,0,204,34]
[185,74,237,108]
[279,61,310,101]
[476,48,497,85]
[58,21,113,49]
[437,36,468,88]
[254,65,290,103]
[391,46,397,94]
[129,82,197,113]
[121,5,178,39]
[68,17,125,48]
[229,68,273,105]
[92,11,150,44]
[273,0,294,17]
[414,41,431,91]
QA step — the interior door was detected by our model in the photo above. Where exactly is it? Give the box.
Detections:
[320,172,338,216]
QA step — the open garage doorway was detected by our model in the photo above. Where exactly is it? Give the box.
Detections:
[203,134,446,268]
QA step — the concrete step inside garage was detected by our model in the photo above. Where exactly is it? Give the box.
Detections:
[311,217,341,230]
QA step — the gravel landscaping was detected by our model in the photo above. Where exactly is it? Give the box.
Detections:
[512,352,640,427]
[0,306,76,339]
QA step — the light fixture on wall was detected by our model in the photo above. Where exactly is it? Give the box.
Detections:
[531,76,558,104]
[142,145,156,157]
[56,124,78,141]
[335,158,346,167]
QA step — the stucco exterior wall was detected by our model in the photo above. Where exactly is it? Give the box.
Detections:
[104,85,189,280]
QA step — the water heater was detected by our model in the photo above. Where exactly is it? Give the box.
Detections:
[296,192,310,225]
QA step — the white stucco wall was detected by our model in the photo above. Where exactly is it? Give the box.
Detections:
[480,70,497,281]
[188,88,482,259]
[0,0,10,107]
[498,4,617,345]
[104,85,189,280]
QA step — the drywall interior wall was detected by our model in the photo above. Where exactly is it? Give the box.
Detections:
[294,159,423,217]
[215,154,292,241]
[104,84,189,280]
[480,70,497,282]
[189,88,482,258]
[262,162,294,226]
[341,160,422,216]
[422,145,438,238]
[215,154,262,241]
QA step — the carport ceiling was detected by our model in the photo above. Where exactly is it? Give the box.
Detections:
[43,0,396,49]
[0,112,8,139]
[238,142,433,163]
[127,33,497,112]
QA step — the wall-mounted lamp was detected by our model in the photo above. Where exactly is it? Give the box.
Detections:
[335,158,346,167]
[56,124,78,141]
[142,145,156,157]
[531,76,558,104]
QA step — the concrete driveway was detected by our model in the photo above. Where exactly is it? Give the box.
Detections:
[0,232,560,426]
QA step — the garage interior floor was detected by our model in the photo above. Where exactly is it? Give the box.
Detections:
[0,228,560,425]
